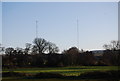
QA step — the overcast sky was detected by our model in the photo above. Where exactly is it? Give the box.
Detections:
[2,2,118,52]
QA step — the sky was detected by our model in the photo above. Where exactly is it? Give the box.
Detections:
[2,2,118,52]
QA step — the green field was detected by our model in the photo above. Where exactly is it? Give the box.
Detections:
[3,66,118,76]
[2,66,119,81]
[2,78,119,81]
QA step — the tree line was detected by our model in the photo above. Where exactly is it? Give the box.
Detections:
[0,38,120,68]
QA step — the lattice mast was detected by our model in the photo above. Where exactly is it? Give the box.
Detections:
[36,20,38,38]
[77,19,79,50]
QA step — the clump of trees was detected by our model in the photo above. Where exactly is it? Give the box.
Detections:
[103,40,120,50]
[1,39,120,68]
[102,40,120,66]
[62,47,96,66]
[32,38,59,54]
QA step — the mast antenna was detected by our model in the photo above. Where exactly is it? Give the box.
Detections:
[77,18,79,50]
[36,20,38,38]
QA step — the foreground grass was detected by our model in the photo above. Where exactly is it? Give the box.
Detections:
[3,66,119,76]
[2,66,119,81]
[2,78,119,81]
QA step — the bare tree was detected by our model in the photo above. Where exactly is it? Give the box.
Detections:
[0,44,5,54]
[24,43,31,54]
[47,42,59,53]
[116,41,120,49]
[15,47,23,54]
[5,47,14,55]
[33,38,48,54]
[111,40,120,50]
[32,45,38,54]
[111,40,117,50]
[103,40,120,50]
[103,44,110,50]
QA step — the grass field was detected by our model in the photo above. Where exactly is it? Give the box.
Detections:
[2,78,119,81]
[3,66,118,76]
[2,66,119,81]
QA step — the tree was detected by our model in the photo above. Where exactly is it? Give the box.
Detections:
[102,50,119,65]
[47,42,59,54]
[0,43,5,54]
[32,45,38,54]
[111,40,120,50]
[103,40,120,50]
[66,47,79,54]
[33,38,48,54]
[78,51,96,66]
[24,43,31,54]
[103,44,110,50]
[102,40,120,65]
[15,47,23,55]
[5,47,14,55]
[63,47,80,66]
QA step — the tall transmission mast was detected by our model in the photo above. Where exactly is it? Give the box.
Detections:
[36,20,38,38]
[77,19,79,50]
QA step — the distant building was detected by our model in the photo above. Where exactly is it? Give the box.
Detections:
[91,50,104,57]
